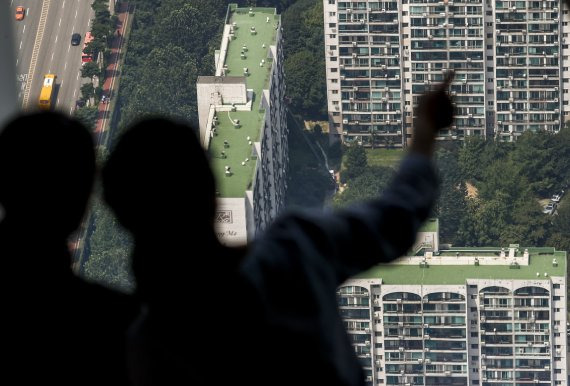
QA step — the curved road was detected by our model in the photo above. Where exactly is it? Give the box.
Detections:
[12,0,94,115]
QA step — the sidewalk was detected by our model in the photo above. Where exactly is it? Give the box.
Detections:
[94,1,131,139]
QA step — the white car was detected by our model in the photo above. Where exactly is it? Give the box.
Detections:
[543,202,557,215]
[551,190,564,203]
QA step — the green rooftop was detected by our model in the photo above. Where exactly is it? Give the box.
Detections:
[356,249,567,285]
[419,218,438,233]
[209,6,279,198]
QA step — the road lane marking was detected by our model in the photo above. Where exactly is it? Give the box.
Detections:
[11,0,13,7]
[57,98,60,105]
[19,41,22,50]
[59,18,62,27]
[76,72,79,80]
[22,0,51,109]
[23,25,25,34]
[64,62,67,70]
[70,106,73,114]
[62,0,65,8]
[75,9,78,18]
[16,59,19,66]
[68,45,71,53]
[55,35,58,43]
[51,52,54,61]
[73,89,76,97]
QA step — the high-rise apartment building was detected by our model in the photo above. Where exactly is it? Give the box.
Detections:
[197,4,288,245]
[324,0,568,146]
[338,220,568,385]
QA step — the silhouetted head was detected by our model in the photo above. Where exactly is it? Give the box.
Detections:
[0,112,95,238]
[103,118,216,237]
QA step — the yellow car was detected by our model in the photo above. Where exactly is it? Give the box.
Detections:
[15,6,25,21]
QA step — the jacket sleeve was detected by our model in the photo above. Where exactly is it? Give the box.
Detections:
[245,153,439,285]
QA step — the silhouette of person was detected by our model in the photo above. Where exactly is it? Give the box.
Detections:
[103,73,454,386]
[102,118,249,385]
[0,112,137,386]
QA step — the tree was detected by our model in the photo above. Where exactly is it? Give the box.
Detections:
[73,106,99,131]
[81,62,101,79]
[341,145,367,183]
[335,166,394,207]
[80,83,95,101]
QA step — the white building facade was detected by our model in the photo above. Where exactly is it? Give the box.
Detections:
[324,0,569,146]
[338,225,568,385]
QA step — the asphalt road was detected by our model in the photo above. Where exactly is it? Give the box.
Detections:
[12,0,94,115]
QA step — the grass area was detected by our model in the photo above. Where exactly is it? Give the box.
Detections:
[208,8,278,198]
[365,148,405,169]
[210,111,261,197]
[356,251,566,284]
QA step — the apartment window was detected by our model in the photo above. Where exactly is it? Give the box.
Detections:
[488,101,494,106]
[487,45,492,49]
[402,11,408,16]
[375,343,382,348]
[330,45,337,50]
[473,381,479,385]
[330,34,336,38]
[564,22,568,26]
[486,22,493,26]
[329,12,336,16]
[332,101,339,105]
[405,101,410,105]
[564,45,569,49]
[402,23,408,27]
[377,380,384,384]
[471,344,478,349]
[564,68,568,71]
[328,0,335,4]
[487,33,492,38]
[404,67,409,72]
[487,67,493,72]
[469,285,477,289]
[486,11,492,15]
[554,284,561,289]
[470,307,477,312]
[486,56,493,61]
[333,112,340,116]
[564,79,568,83]
[329,23,336,28]
[470,332,478,338]
[564,56,569,60]
[405,112,411,116]
[554,296,561,301]
[473,368,478,373]
[331,79,338,83]
[487,90,493,94]
[331,68,338,73]
[331,57,338,61]
[487,78,493,82]
[472,356,479,361]
[555,369,562,374]
[403,34,409,38]
[332,90,339,94]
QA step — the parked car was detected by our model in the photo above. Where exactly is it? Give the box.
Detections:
[71,33,81,46]
[551,190,565,203]
[543,202,557,215]
[15,6,25,21]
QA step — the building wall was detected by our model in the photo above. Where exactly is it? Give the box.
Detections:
[324,0,569,147]
[338,273,568,386]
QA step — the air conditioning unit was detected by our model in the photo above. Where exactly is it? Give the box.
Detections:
[398,335,404,339]
[365,340,370,346]
[445,371,451,376]
[451,91,457,96]
[481,354,486,359]
[352,53,358,58]
[424,334,430,339]
[352,41,357,47]
[425,358,431,364]
[375,360,381,366]
[353,86,359,91]
[364,327,371,333]
[424,347,430,352]
[342,119,349,124]
[399,347,405,352]
[347,8,352,13]
[555,98,559,102]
